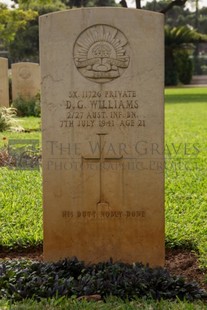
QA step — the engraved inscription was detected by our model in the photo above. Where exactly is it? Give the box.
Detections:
[73,24,130,83]
[18,66,32,79]
[62,210,146,219]
[60,89,146,128]
[82,133,123,207]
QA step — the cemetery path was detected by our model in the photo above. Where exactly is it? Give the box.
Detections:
[0,247,206,291]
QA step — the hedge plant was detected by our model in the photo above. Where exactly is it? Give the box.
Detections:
[0,258,206,302]
[12,94,41,117]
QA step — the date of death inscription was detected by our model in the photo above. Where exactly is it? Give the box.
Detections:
[60,90,146,128]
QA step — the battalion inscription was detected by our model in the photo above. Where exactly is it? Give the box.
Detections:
[60,90,146,128]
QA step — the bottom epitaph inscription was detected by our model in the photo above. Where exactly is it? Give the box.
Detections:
[62,210,146,219]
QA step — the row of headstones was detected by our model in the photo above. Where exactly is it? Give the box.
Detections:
[0,57,40,107]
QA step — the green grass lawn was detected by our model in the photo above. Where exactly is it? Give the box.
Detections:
[0,88,207,308]
[0,116,41,147]
[0,117,42,248]
[1,296,207,310]
[165,87,207,267]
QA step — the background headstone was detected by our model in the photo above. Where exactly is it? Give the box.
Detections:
[0,57,9,107]
[11,62,40,100]
[40,8,165,266]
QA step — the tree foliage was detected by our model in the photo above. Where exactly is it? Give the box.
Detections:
[165,25,207,46]
[198,7,207,34]
[17,0,66,10]
[119,0,188,12]
[5,0,117,62]
[0,3,37,48]
[1,0,207,83]
[14,0,117,8]
[8,1,66,62]
[144,0,207,34]
[165,26,207,85]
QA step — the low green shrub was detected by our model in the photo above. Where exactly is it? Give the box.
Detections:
[165,48,178,86]
[193,54,207,75]
[175,50,193,85]
[12,94,41,117]
[0,107,23,132]
[165,50,193,86]
[0,258,206,302]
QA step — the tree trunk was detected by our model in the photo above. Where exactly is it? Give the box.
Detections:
[136,0,141,9]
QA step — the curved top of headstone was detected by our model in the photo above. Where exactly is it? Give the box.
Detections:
[40,7,163,18]
[40,8,163,85]
[11,62,39,67]
[11,62,40,80]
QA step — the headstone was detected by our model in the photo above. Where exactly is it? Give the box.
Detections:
[0,57,9,107]
[40,8,164,266]
[11,62,40,100]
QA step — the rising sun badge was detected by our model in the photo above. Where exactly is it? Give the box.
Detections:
[73,24,130,83]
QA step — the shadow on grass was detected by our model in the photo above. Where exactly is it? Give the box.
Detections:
[165,94,207,104]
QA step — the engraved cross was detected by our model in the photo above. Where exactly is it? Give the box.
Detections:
[82,133,123,206]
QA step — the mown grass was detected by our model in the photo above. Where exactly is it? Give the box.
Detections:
[165,87,207,104]
[0,168,42,248]
[1,296,207,310]
[18,116,41,132]
[0,116,41,147]
[165,87,207,267]
[0,117,42,248]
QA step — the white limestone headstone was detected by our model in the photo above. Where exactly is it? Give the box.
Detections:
[40,8,165,266]
[11,62,40,100]
[0,57,9,107]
